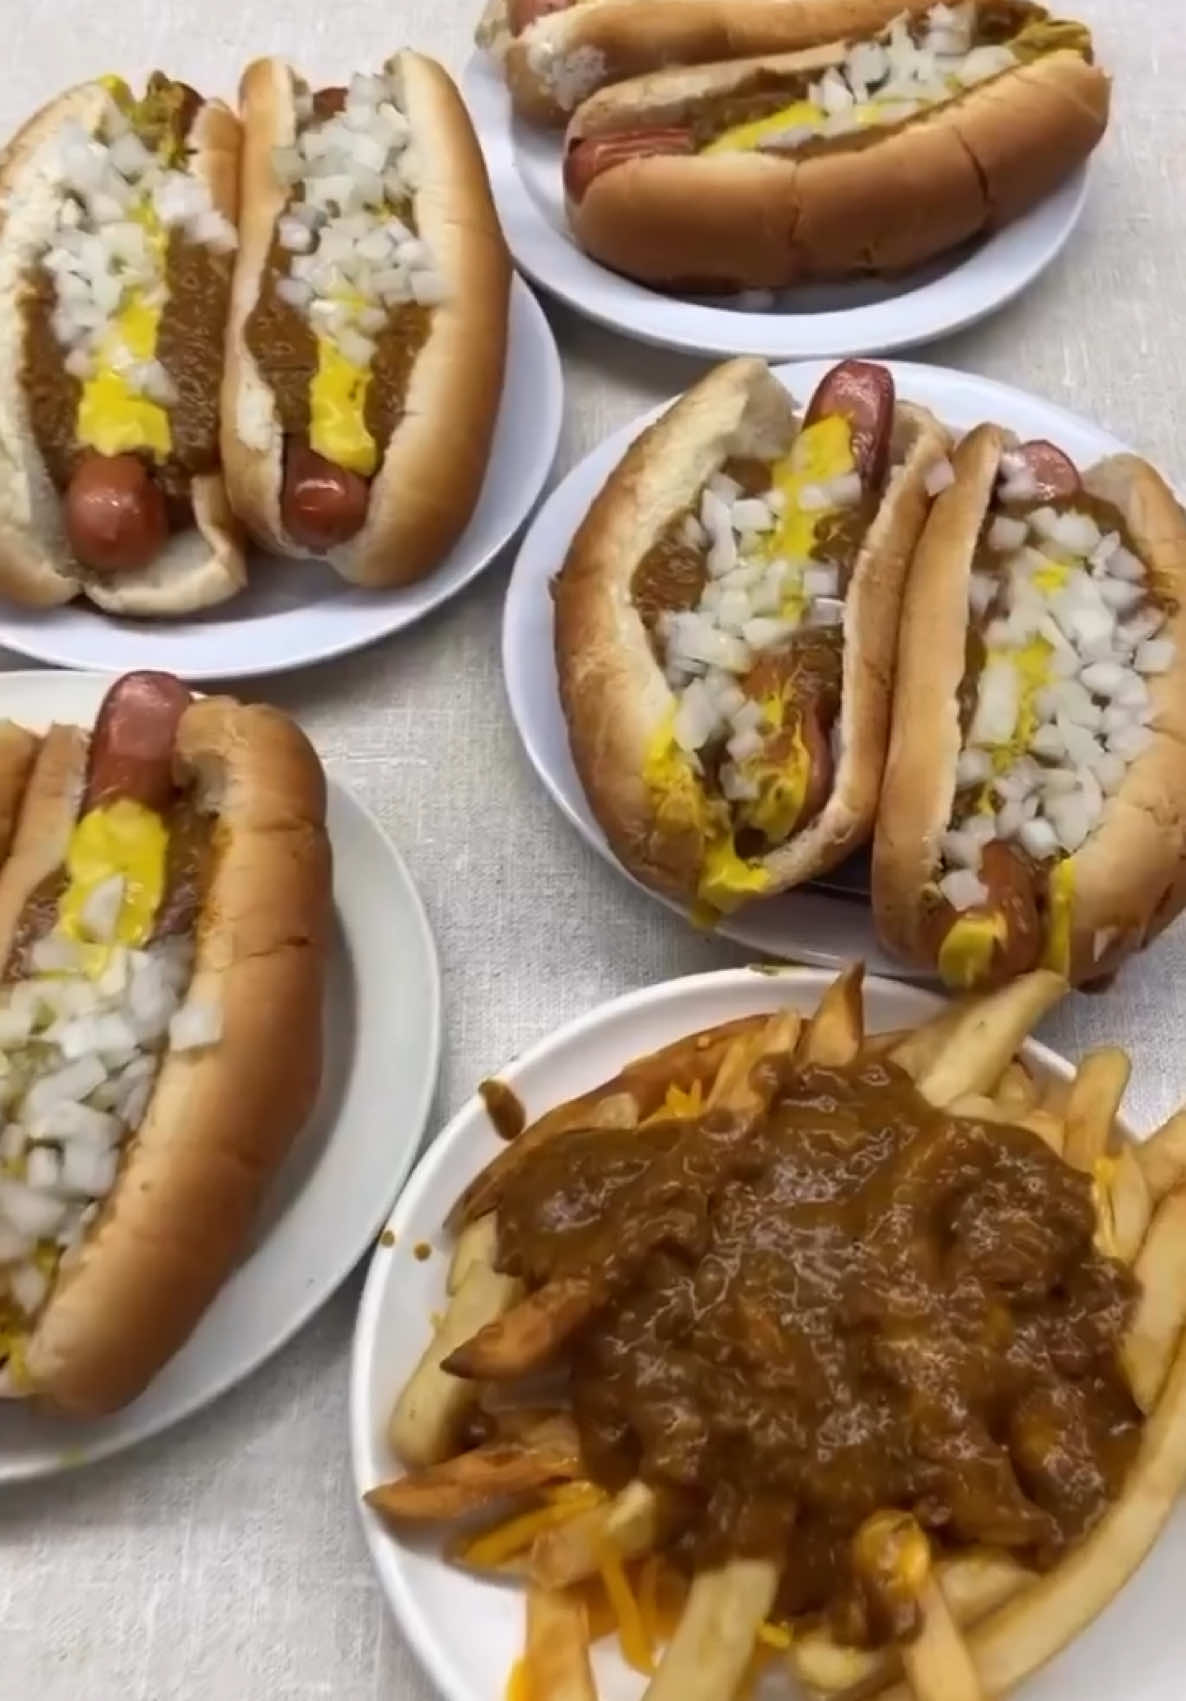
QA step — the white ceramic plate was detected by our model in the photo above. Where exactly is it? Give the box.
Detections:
[0,279,562,681]
[503,358,1141,978]
[0,671,441,1481]
[462,53,1090,361]
[352,966,1185,1701]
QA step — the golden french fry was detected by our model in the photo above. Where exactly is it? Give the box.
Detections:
[642,1559,779,1701]
[1093,1146,1152,1265]
[861,1027,911,1060]
[1041,1073,1071,1119]
[451,1017,767,1226]
[448,1213,498,1297]
[902,1573,985,1701]
[706,1010,801,1112]
[1121,1189,1186,1411]
[444,1275,602,1382]
[787,1550,1033,1695]
[1020,1110,1065,1157]
[1136,1106,1186,1202]
[532,1480,664,1589]
[887,1005,967,1082]
[948,1093,1009,1123]
[387,1253,522,1467]
[878,1315,1186,1701]
[992,1062,1038,1117]
[800,963,864,1066]
[366,1415,583,1522]
[1063,1048,1131,1171]
[917,972,1067,1108]
[526,1586,597,1701]
[851,1514,983,1701]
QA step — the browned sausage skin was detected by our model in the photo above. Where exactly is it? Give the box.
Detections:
[507,0,572,30]
[804,360,894,491]
[84,672,192,815]
[564,128,695,201]
[1001,440,1081,503]
[281,442,371,552]
[64,453,169,576]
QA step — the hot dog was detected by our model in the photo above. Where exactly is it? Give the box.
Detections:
[873,425,1186,990]
[0,75,248,614]
[477,0,936,127]
[560,2,1109,291]
[553,358,949,913]
[220,53,511,588]
[0,671,331,1415]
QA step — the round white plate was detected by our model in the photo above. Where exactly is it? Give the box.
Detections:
[352,966,1184,1701]
[503,358,1137,978]
[462,53,1090,361]
[0,671,441,1482]
[0,279,562,682]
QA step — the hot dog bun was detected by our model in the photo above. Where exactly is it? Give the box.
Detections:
[554,358,947,904]
[873,428,1186,987]
[563,26,1108,290]
[492,0,932,126]
[0,691,331,1415]
[0,82,247,614]
[221,52,510,588]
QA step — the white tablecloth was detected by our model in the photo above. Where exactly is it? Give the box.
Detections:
[3,1,1184,1694]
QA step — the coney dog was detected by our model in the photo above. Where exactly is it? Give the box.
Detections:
[553,358,949,913]
[873,427,1186,990]
[221,53,511,587]
[560,1,1109,291]
[0,74,247,614]
[476,0,927,127]
[0,671,331,1415]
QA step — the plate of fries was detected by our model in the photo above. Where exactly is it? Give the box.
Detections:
[351,966,1186,1701]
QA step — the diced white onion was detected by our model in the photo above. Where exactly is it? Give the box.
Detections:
[1019,817,1059,861]
[955,747,992,788]
[939,869,988,912]
[60,1142,119,1200]
[0,1178,68,1239]
[9,1261,49,1317]
[988,514,1027,553]
[78,873,125,944]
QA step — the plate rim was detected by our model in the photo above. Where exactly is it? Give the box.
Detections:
[0,277,563,683]
[462,51,1091,361]
[499,358,1142,976]
[349,963,1084,1701]
[0,669,443,1483]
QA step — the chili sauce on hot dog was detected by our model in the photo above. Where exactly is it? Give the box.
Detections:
[20,77,237,579]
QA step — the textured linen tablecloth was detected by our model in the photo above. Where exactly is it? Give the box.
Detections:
[2,0,1184,1694]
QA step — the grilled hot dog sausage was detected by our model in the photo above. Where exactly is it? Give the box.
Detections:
[1003,440,1082,504]
[507,0,571,29]
[924,841,1043,989]
[805,359,895,492]
[84,671,192,815]
[64,453,169,577]
[564,128,695,202]
[281,442,371,553]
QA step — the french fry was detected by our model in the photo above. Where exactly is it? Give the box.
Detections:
[878,1315,1186,1701]
[1121,1189,1186,1412]
[861,1027,911,1060]
[444,1275,603,1382]
[1093,1146,1152,1265]
[642,1559,779,1701]
[799,964,864,1066]
[947,1093,1009,1123]
[851,1514,984,1701]
[448,1212,498,1296]
[1136,1106,1186,1202]
[450,1017,767,1227]
[706,1010,801,1112]
[787,1550,1033,1695]
[916,971,1067,1108]
[1019,1110,1065,1157]
[526,1586,597,1701]
[992,1062,1038,1117]
[947,1092,1066,1157]
[887,1005,967,1082]
[387,1251,522,1467]
[1062,1047,1130,1171]
[532,1480,664,1589]
[366,1415,583,1521]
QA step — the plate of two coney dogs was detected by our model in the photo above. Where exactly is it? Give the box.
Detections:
[466,0,1104,358]
[0,55,562,676]
[504,356,1186,993]
[0,669,440,1480]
